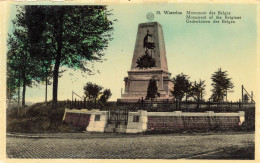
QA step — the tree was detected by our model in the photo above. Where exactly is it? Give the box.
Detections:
[6,51,21,103]
[171,73,191,101]
[7,28,42,107]
[146,77,160,102]
[210,68,234,102]
[99,89,112,104]
[13,6,114,107]
[83,82,103,104]
[8,6,54,105]
[243,94,249,103]
[189,79,206,102]
[41,64,53,103]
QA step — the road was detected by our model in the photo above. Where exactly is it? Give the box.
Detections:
[6,132,254,159]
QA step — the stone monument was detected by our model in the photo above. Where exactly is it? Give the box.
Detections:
[117,22,174,103]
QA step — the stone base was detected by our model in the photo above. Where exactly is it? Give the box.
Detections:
[114,124,127,133]
[104,123,127,133]
[126,110,147,133]
[104,123,115,133]
[86,111,108,132]
[118,69,174,103]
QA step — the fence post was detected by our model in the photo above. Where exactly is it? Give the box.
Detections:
[108,107,110,123]
[80,101,82,109]
[141,97,144,110]
[84,98,86,109]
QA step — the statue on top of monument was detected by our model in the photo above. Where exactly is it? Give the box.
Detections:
[143,30,155,50]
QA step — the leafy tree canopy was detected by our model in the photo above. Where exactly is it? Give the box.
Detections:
[171,73,191,101]
[99,89,112,104]
[83,82,103,101]
[7,27,43,106]
[11,5,115,105]
[189,79,206,102]
[210,68,234,102]
[243,94,249,103]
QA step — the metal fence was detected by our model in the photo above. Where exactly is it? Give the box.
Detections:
[117,98,255,112]
[60,98,255,113]
[57,99,111,110]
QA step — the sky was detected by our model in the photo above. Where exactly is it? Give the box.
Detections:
[6,3,257,103]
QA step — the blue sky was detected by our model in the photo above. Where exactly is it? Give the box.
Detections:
[7,3,257,103]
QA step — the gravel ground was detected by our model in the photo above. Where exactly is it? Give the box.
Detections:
[6,132,254,159]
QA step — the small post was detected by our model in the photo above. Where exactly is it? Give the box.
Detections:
[200,90,203,108]
[185,94,187,109]
[242,85,244,103]
[141,97,144,110]
[17,106,20,117]
[80,101,82,109]
[84,98,86,109]
[72,91,73,102]
[251,91,254,103]
[226,90,227,102]
[126,108,128,125]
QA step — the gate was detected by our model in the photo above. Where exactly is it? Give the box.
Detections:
[108,108,128,127]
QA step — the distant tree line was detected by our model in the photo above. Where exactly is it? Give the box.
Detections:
[7,5,115,108]
[171,68,234,102]
[146,68,234,103]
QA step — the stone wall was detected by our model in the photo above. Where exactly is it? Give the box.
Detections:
[63,109,91,129]
[63,109,108,132]
[146,111,244,132]
[63,109,245,133]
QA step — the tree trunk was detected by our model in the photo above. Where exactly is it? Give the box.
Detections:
[52,56,61,106]
[52,10,64,108]
[22,80,26,107]
[45,70,48,103]
[18,70,21,106]
[197,95,200,109]
[22,67,26,107]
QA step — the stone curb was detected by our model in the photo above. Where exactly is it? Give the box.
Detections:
[6,133,61,139]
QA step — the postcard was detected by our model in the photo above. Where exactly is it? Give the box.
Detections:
[0,0,258,162]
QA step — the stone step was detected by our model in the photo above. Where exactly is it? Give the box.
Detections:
[104,123,127,133]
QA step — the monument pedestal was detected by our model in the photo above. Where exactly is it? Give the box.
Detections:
[117,22,174,103]
[118,69,173,103]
